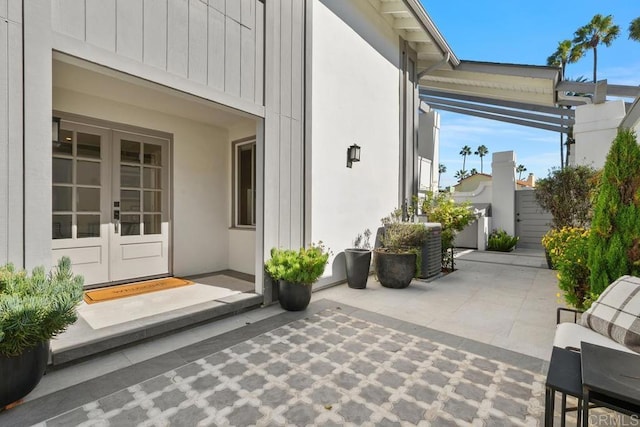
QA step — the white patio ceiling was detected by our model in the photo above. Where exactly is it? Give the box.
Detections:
[367,0,640,134]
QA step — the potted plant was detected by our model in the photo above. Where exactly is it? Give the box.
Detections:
[265,242,330,311]
[0,257,83,408]
[344,229,372,289]
[487,229,519,252]
[374,210,429,289]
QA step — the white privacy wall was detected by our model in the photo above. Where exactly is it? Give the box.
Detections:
[53,87,232,277]
[310,0,401,280]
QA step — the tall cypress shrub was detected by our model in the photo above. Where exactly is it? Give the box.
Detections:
[588,129,640,297]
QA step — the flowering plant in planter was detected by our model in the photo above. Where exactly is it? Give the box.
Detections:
[265,242,330,285]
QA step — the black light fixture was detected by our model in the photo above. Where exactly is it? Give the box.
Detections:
[52,117,60,143]
[346,143,361,168]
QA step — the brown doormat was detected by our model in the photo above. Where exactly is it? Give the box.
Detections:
[83,277,194,304]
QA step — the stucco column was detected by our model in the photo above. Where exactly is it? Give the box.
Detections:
[573,100,626,169]
[491,151,516,236]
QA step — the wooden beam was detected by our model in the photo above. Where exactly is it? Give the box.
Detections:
[556,80,640,98]
[393,17,421,30]
[403,30,430,42]
[380,1,407,14]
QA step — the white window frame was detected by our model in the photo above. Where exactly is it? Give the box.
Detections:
[232,138,257,228]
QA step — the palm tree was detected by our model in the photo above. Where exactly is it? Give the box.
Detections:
[516,164,527,181]
[630,17,640,41]
[572,14,620,82]
[454,170,468,181]
[438,163,446,183]
[546,39,582,80]
[474,145,489,173]
[469,168,478,176]
[459,145,472,171]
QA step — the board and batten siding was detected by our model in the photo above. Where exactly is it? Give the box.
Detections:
[50,0,265,113]
[0,0,24,266]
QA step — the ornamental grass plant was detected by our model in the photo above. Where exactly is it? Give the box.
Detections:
[0,257,84,357]
[265,243,330,285]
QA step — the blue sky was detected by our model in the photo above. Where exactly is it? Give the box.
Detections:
[421,1,640,187]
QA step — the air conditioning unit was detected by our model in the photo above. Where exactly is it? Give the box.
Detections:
[418,223,441,280]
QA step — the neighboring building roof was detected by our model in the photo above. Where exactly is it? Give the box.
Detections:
[454,173,535,193]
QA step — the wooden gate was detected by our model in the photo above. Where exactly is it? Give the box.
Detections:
[515,190,552,249]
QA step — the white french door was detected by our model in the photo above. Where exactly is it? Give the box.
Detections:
[52,121,170,287]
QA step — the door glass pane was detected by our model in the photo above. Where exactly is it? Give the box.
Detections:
[53,186,72,211]
[121,214,140,236]
[76,187,101,212]
[77,132,101,159]
[144,214,161,235]
[143,167,161,189]
[144,191,161,212]
[237,144,255,226]
[121,165,141,188]
[77,215,101,238]
[77,160,101,185]
[143,143,162,166]
[52,158,72,184]
[52,215,72,239]
[53,129,73,155]
[121,190,141,212]
[121,140,141,163]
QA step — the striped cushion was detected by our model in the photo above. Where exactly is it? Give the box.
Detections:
[580,275,640,353]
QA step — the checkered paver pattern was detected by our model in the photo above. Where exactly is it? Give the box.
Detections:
[41,309,545,426]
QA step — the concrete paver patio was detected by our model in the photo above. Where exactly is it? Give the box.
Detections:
[0,249,563,426]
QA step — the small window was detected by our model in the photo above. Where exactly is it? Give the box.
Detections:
[233,139,256,227]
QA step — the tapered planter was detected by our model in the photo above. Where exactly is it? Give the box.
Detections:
[374,250,416,289]
[345,249,372,289]
[0,341,49,408]
[278,280,312,311]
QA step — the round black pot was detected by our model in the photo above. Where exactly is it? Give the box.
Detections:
[278,280,312,311]
[0,340,49,408]
[374,250,416,289]
[345,249,372,289]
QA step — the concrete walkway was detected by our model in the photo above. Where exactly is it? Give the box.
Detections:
[0,248,562,426]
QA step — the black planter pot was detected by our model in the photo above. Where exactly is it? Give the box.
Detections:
[278,280,312,311]
[0,340,49,408]
[344,249,372,289]
[544,249,555,270]
[374,250,416,289]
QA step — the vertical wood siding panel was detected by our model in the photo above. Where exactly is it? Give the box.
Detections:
[279,116,292,247]
[224,17,241,96]
[289,119,303,246]
[208,0,224,13]
[263,111,280,252]
[51,0,85,40]
[86,0,116,51]
[188,0,207,84]
[6,0,18,21]
[116,0,143,60]
[240,25,254,101]
[7,20,22,264]
[0,1,6,19]
[279,0,292,118]
[240,0,253,29]
[207,7,225,91]
[143,0,167,69]
[254,0,264,105]
[290,0,303,121]
[0,21,8,262]
[225,0,240,22]
[268,0,280,112]
[167,0,189,77]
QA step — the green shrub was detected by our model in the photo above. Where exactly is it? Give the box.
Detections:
[553,227,591,309]
[535,165,599,228]
[265,243,330,285]
[378,210,430,277]
[420,191,476,270]
[0,257,84,357]
[487,229,518,252]
[588,129,640,298]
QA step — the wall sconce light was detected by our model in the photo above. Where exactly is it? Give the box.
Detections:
[52,117,60,143]
[346,144,361,168]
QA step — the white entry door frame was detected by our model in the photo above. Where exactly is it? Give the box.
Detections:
[52,115,172,287]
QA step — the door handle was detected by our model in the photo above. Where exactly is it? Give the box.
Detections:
[114,210,120,234]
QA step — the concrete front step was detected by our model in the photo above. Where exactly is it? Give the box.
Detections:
[50,293,263,366]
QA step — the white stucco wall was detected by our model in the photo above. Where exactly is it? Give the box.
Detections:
[53,87,232,277]
[573,100,626,169]
[310,0,401,281]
